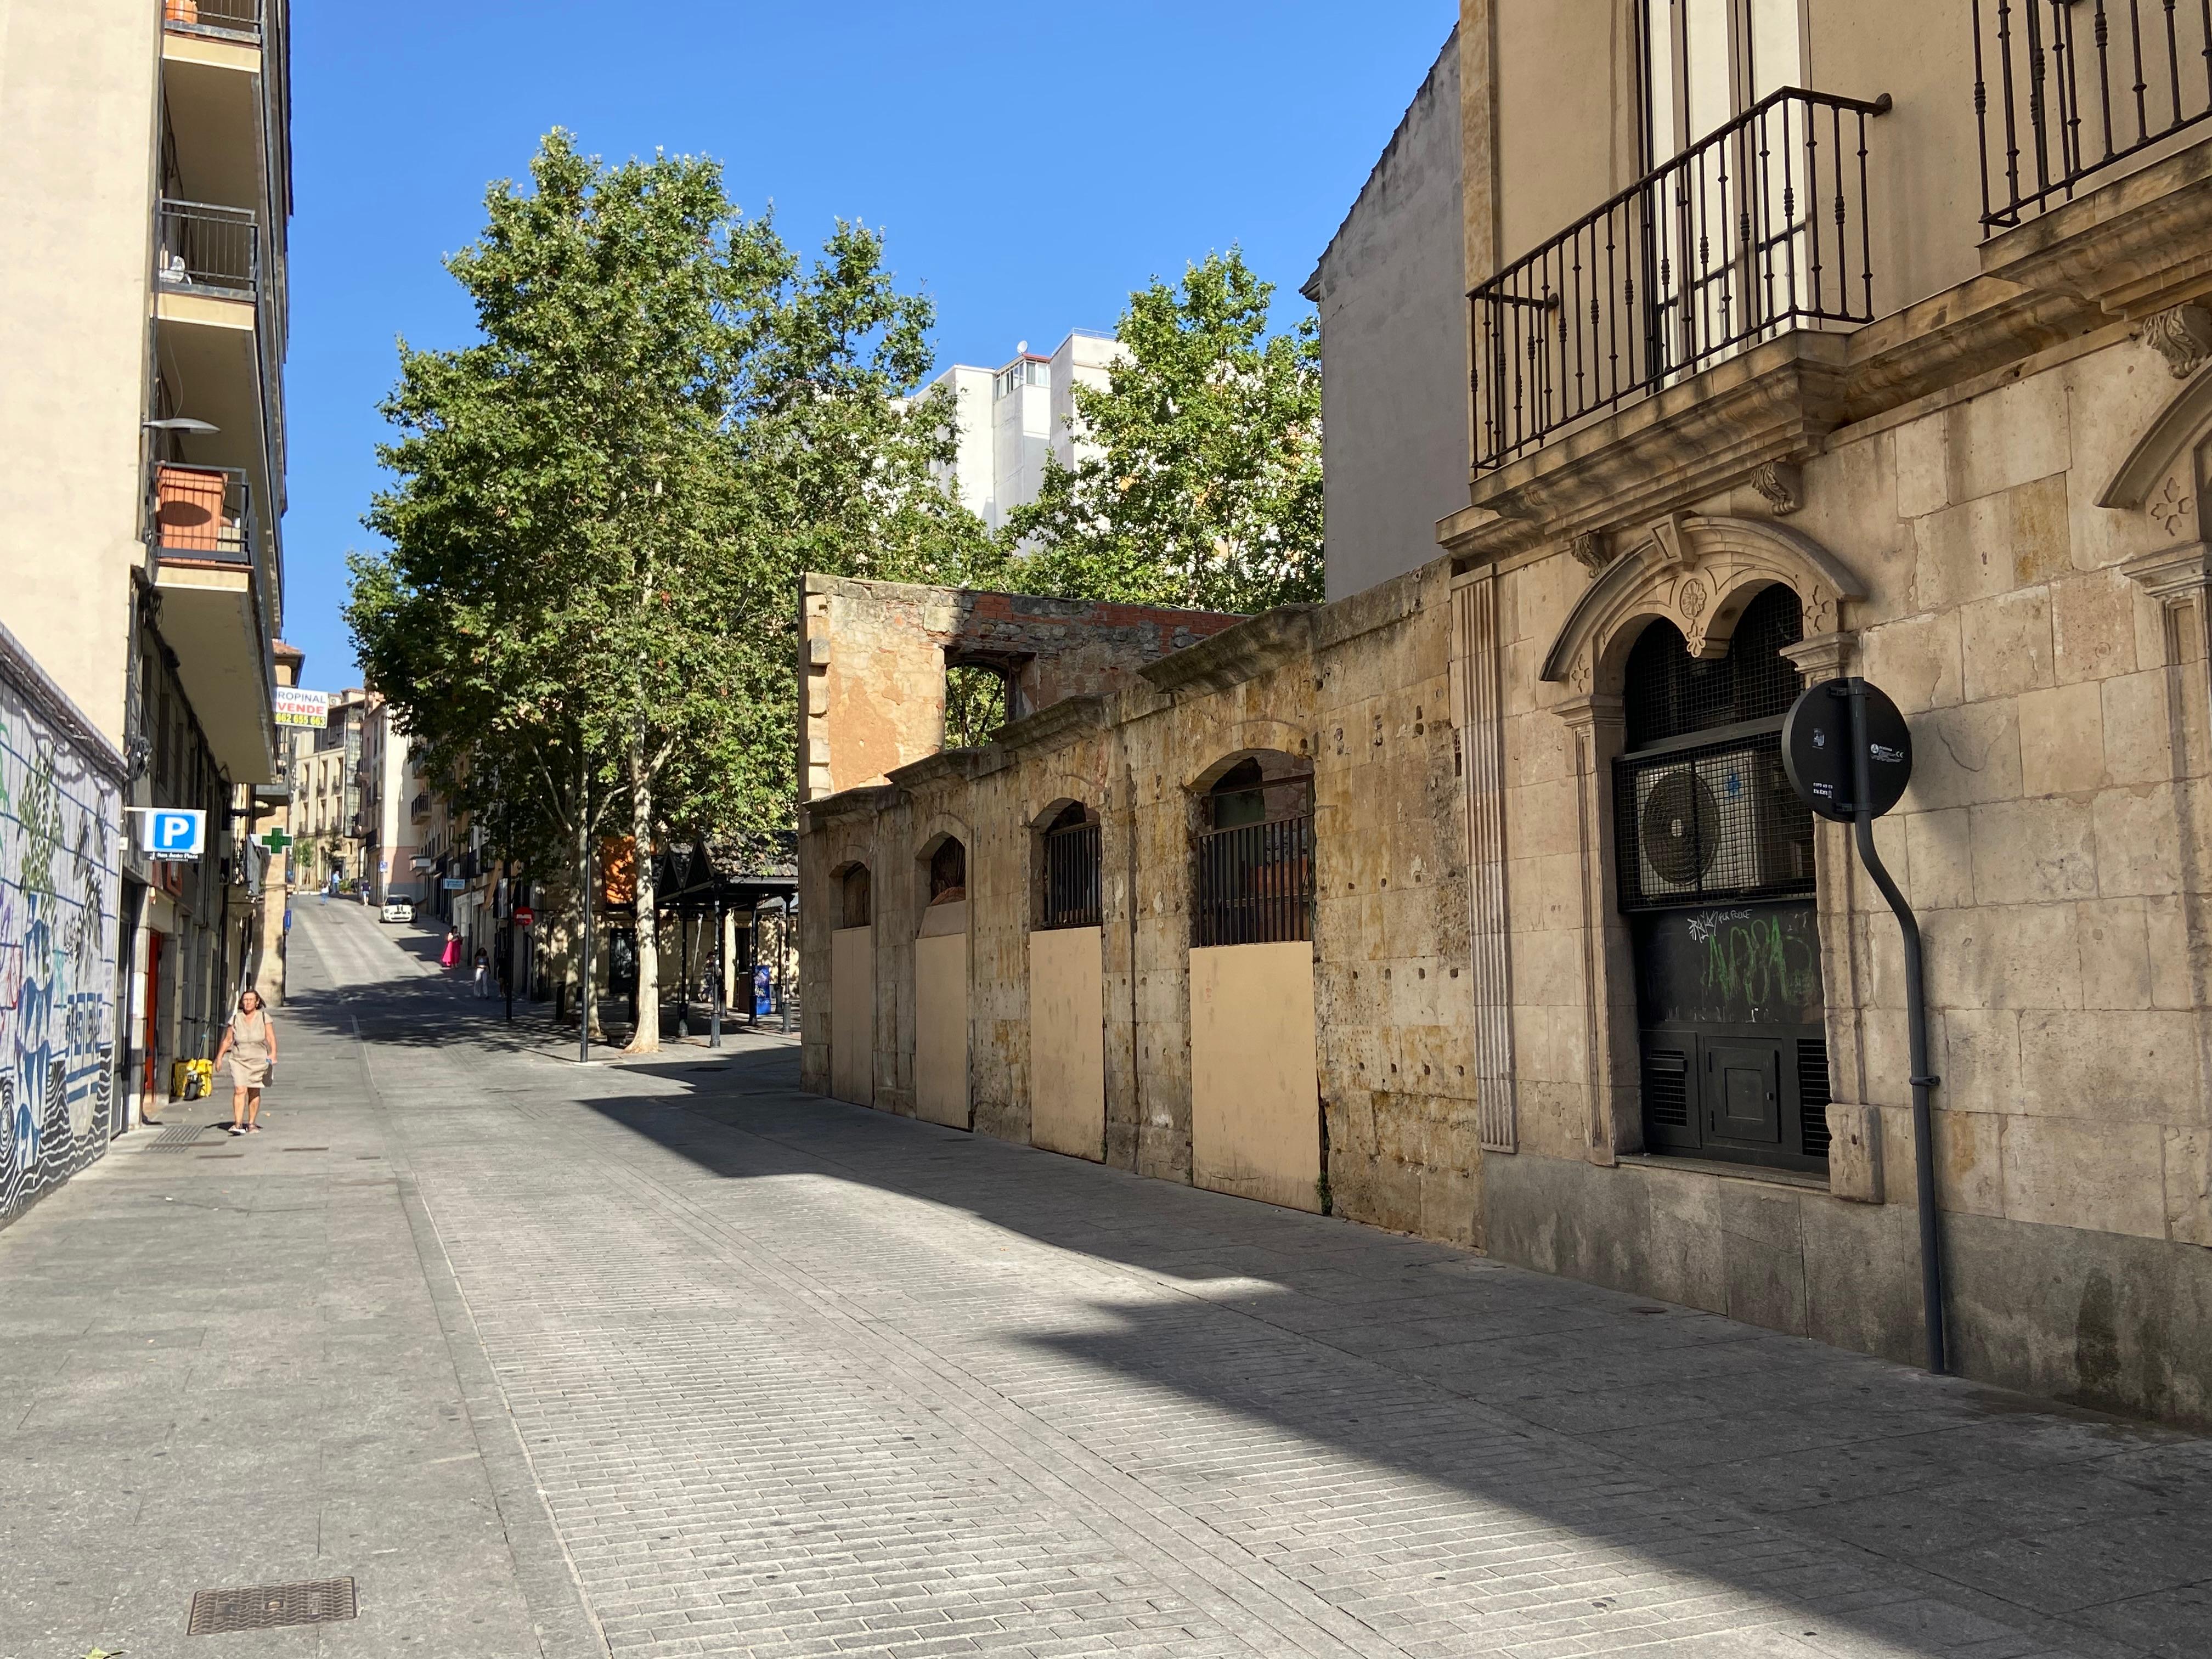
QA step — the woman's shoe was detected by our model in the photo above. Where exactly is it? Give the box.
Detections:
[141,1116,163,1127]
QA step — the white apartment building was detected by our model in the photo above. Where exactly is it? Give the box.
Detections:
[917,330,1119,531]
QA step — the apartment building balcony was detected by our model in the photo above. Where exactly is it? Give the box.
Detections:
[1455,88,1891,552]
[1972,0,2212,328]
[410,793,431,823]
[151,463,275,783]
[161,2,264,212]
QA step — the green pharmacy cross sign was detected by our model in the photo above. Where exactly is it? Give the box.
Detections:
[259,828,296,854]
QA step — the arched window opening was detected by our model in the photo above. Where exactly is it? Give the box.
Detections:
[944,663,1011,749]
[1039,803,1100,931]
[1623,582,1804,749]
[927,837,966,905]
[1615,582,1827,1174]
[1195,754,1313,946]
[839,864,872,929]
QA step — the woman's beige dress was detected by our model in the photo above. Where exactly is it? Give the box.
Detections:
[227,1009,273,1090]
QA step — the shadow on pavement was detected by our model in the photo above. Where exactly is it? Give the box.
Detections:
[302,908,2212,1659]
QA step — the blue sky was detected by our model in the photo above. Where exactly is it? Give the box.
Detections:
[280,1,1457,687]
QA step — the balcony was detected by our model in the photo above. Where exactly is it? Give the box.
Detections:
[162,0,261,45]
[1973,0,2212,228]
[1469,87,1891,474]
[410,793,431,823]
[153,462,253,562]
[156,199,257,299]
[149,463,275,784]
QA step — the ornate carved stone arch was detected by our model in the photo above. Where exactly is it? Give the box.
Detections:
[2097,364,2212,538]
[1538,514,1867,691]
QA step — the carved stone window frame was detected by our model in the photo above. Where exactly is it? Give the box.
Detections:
[1536,514,1866,1165]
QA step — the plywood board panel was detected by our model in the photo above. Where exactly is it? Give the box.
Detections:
[915,930,969,1127]
[830,925,873,1105]
[1190,941,1321,1211]
[1029,927,1104,1160]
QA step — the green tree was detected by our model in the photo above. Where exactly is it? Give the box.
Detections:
[351,131,992,1049]
[1003,249,1322,614]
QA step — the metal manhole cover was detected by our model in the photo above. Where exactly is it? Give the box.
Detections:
[150,1123,212,1152]
[188,1576,357,1634]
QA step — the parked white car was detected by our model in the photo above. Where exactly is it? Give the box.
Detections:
[380,899,415,924]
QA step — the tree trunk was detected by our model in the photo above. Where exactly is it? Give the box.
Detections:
[623,720,661,1052]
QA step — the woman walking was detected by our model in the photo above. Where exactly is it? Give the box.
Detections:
[472,947,491,999]
[440,926,461,970]
[214,988,278,1136]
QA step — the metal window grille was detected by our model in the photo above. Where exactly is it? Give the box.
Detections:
[1624,583,1804,749]
[1615,732,1816,911]
[840,866,871,928]
[1468,87,1889,470]
[928,839,966,901]
[1973,0,2212,228]
[1040,819,1101,930]
[1193,812,1314,947]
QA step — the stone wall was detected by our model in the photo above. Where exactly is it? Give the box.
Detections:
[1474,329,2212,1425]
[800,571,1482,1243]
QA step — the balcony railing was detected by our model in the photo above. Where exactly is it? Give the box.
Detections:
[1193,814,1313,948]
[155,199,258,298]
[1974,0,2212,227]
[153,463,252,563]
[162,0,262,45]
[1468,87,1891,472]
[410,793,431,822]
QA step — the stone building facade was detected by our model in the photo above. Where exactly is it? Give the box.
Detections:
[799,3,2212,1425]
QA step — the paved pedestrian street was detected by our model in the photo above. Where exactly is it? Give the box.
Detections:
[4,903,2210,1659]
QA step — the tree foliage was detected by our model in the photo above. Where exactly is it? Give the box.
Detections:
[1002,249,1322,614]
[348,131,994,1040]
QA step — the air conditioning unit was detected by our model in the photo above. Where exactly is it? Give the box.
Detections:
[1631,743,1809,901]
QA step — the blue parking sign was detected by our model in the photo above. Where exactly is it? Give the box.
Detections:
[136,807,206,860]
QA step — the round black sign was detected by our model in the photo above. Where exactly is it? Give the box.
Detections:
[1782,678,1912,822]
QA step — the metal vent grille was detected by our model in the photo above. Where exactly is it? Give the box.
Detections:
[1799,1037,1833,1159]
[188,1577,357,1634]
[1644,1049,1690,1128]
[1614,732,1816,911]
[1623,584,1805,749]
[149,1122,212,1152]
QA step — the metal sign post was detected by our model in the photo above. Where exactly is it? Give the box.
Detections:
[1782,676,1946,1374]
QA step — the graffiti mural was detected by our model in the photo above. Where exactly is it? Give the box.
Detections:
[0,668,121,1227]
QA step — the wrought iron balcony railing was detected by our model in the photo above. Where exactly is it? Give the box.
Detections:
[161,0,262,46]
[1974,0,2212,227]
[153,462,253,563]
[1468,87,1891,472]
[155,199,258,298]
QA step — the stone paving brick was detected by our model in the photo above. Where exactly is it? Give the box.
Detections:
[18,904,2208,1659]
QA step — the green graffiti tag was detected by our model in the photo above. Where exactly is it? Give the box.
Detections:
[1701,913,1819,1018]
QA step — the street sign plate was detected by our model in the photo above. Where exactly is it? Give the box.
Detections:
[131,807,206,860]
[1782,679,1912,822]
[441,876,466,891]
